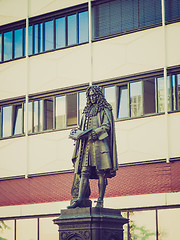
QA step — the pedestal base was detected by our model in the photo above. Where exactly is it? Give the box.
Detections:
[53,207,128,240]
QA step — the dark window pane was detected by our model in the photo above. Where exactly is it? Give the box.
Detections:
[130,81,143,117]
[165,0,180,22]
[79,11,89,43]
[33,100,43,132]
[0,108,2,137]
[55,17,66,48]
[0,34,2,62]
[14,28,23,58]
[67,93,77,126]
[28,25,33,55]
[4,31,13,61]
[139,0,162,26]
[55,96,66,129]
[27,102,33,134]
[171,75,176,111]
[44,20,54,51]
[67,14,77,45]
[144,78,156,114]
[44,98,53,130]
[13,104,23,135]
[2,106,12,137]
[34,24,39,54]
[118,85,129,118]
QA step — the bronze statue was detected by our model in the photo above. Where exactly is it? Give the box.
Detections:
[68,85,118,208]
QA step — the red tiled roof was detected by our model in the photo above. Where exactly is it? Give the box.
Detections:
[0,161,180,207]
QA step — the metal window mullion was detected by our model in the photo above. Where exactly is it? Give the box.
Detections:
[77,12,79,44]
[65,16,68,46]
[53,96,55,130]
[22,102,25,134]
[128,83,131,118]
[23,27,25,57]
[32,101,35,133]
[32,24,35,54]
[2,33,4,61]
[37,218,40,240]
[38,23,40,53]
[155,209,159,240]
[54,19,56,49]
[175,74,178,110]
[11,104,14,136]
[142,80,144,115]
[65,95,67,127]
[155,77,158,113]
[14,219,17,240]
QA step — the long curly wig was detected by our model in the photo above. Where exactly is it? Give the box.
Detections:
[83,85,112,116]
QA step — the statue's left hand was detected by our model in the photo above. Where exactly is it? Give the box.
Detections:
[90,130,98,141]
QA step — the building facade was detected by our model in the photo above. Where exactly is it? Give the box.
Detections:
[0,0,180,239]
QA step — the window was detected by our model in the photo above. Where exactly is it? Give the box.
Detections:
[79,11,89,43]
[130,81,143,117]
[55,96,66,129]
[104,86,116,117]
[78,91,86,124]
[93,0,162,39]
[16,219,37,240]
[33,100,43,133]
[0,33,2,62]
[0,220,14,240]
[67,14,77,46]
[39,217,58,240]
[4,31,13,61]
[44,20,54,51]
[67,93,77,126]
[2,106,12,138]
[12,104,23,135]
[144,78,156,115]
[117,85,129,119]
[55,17,66,49]
[165,0,180,22]
[44,98,53,130]
[14,28,23,58]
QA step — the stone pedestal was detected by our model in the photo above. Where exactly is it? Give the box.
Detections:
[53,207,128,240]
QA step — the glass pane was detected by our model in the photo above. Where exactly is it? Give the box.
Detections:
[172,75,176,111]
[157,77,164,113]
[104,86,116,117]
[13,104,23,135]
[78,91,86,124]
[34,24,39,54]
[55,17,66,48]
[79,11,89,43]
[44,20,54,51]
[118,86,129,119]
[67,14,77,46]
[4,31,13,61]
[33,101,39,132]
[2,106,12,137]
[0,34,2,62]
[158,208,180,240]
[0,220,14,240]
[39,217,58,240]
[129,211,156,240]
[40,23,43,52]
[16,218,37,240]
[144,78,156,114]
[130,81,143,117]
[55,96,66,129]
[177,74,180,110]
[67,93,77,126]
[0,108,2,137]
[44,98,53,130]
[28,102,33,133]
[39,100,43,132]
[14,28,23,58]
[28,25,33,55]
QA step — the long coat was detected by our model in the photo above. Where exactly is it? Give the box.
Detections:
[72,107,118,179]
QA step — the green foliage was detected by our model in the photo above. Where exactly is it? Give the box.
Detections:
[0,221,10,240]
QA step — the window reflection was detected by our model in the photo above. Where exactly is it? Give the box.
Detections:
[0,220,14,240]
[104,86,116,117]
[67,93,77,126]
[4,31,13,61]
[34,24,39,54]
[13,104,23,135]
[28,102,33,133]
[2,106,12,138]
[39,217,58,240]
[158,208,180,240]
[14,28,23,58]
[79,11,89,43]
[55,96,66,129]
[16,218,37,240]
[78,91,86,124]
[33,100,43,133]
[130,81,143,117]
[67,14,77,45]
[45,20,54,51]
[44,98,53,130]
[128,211,156,240]
[118,85,129,119]
[56,17,66,48]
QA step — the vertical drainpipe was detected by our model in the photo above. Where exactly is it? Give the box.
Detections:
[25,0,29,178]
[161,0,169,163]
[88,0,93,86]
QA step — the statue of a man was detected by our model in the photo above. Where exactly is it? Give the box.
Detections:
[68,85,118,208]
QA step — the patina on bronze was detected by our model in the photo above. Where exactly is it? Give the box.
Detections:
[68,85,118,209]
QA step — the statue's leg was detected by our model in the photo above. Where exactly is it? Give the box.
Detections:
[67,168,90,209]
[95,171,107,208]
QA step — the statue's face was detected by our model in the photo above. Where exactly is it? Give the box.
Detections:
[89,89,97,104]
